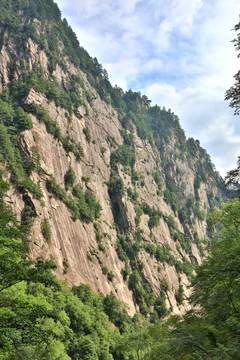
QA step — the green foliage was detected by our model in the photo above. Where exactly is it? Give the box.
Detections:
[41,218,51,243]
[0,278,126,359]
[142,203,163,230]
[25,146,43,176]
[107,271,114,282]
[27,103,62,140]
[129,270,153,316]
[225,19,240,114]
[225,156,240,192]
[116,233,167,317]
[154,296,169,319]
[0,175,58,295]
[46,176,67,202]
[62,136,84,161]
[0,1,231,357]
[172,231,192,255]
[164,188,178,212]
[76,336,98,360]
[108,175,125,201]
[116,323,151,359]
[100,146,106,156]
[46,177,102,223]
[0,98,14,128]
[23,103,84,161]
[160,198,240,359]
[175,284,184,304]
[161,279,169,292]
[83,189,102,221]
[0,0,227,207]
[103,293,132,332]
[21,202,36,231]
[64,166,76,190]
[72,284,104,311]
[83,126,91,143]
[121,198,240,359]
[14,107,33,131]
[62,258,69,274]
[178,206,190,225]
[110,144,135,169]
[165,215,176,231]
[0,282,69,359]
[144,241,193,277]
[0,175,142,359]
[127,186,138,201]
[153,171,163,191]
[135,206,143,227]
[193,198,240,313]
[0,122,43,199]
[178,196,206,227]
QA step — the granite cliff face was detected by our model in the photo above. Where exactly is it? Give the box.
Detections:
[0,3,227,317]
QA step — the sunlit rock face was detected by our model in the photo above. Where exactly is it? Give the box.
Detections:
[0,14,226,317]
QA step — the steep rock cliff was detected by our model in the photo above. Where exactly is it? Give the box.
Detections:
[0,0,228,318]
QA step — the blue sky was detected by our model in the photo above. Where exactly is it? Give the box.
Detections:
[55,0,240,177]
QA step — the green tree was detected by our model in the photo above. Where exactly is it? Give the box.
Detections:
[0,98,14,127]
[225,19,240,114]
[14,107,33,131]
[225,155,240,189]
[117,324,150,360]
[192,198,240,319]
[76,336,98,360]
[145,321,172,360]
[108,176,125,200]
[64,166,76,190]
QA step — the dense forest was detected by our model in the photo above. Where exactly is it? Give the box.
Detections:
[0,0,240,359]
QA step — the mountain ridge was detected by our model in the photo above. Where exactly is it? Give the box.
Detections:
[0,0,229,317]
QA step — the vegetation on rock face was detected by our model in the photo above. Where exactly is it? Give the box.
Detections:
[41,217,51,243]
[46,177,102,223]
[1,169,240,358]
[64,166,76,190]
[0,174,146,360]
[0,0,226,313]
[1,0,239,358]
[0,0,225,217]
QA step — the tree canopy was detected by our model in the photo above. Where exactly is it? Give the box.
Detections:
[225,18,240,114]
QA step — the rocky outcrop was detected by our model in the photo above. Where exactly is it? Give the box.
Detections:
[0,16,226,317]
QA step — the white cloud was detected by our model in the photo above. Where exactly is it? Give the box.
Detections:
[59,0,141,18]
[144,59,164,73]
[145,80,240,176]
[106,59,141,89]
[157,0,203,36]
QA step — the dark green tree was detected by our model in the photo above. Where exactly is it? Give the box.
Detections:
[14,107,33,131]
[225,18,240,114]
[64,166,76,190]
